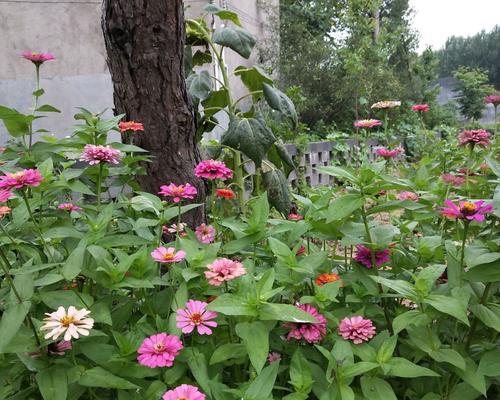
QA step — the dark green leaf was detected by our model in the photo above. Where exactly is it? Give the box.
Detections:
[360,376,397,400]
[259,303,318,323]
[213,27,256,59]
[0,301,31,352]
[36,104,61,113]
[263,83,298,128]
[262,169,292,215]
[78,367,139,389]
[235,321,270,373]
[36,366,68,400]
[203,4,242,26]
[245,361,279,400]
[187,71,212,101]
[209,343,247,365]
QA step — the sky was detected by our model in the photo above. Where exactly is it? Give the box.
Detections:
[410,0,500,52]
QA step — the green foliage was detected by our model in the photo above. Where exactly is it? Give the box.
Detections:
[453,67,492,121]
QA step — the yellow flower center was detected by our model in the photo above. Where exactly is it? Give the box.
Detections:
[153,343,166,353]
[190,312,203,325]
[163,252,174,261]
[461,202,477,214]
[60,315,75,327]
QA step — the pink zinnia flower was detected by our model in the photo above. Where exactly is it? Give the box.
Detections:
[176,300,218,335]
[268,352,281,364]
[159,183,197,203]
[0,206,11,218]
[163,223,187,237]
[58,203,82,212]
[118,121,144,132]
[354,244,390,269]
[195,224,216,244]
[162,384,205,400]
[284,304,327,343]
[440,200,493,222]
[21,51,55,65]
[205,258,246,286]
[354,119,382,129]
[137,333,183,368]
[49,340,72,356]
[458,129,491,148]
[151,247,186,263]
[0,190,13,202]
[338,316,376,344]
[397,191,419,201]
[441,173,465,186]
[375,147,403,159]
[411,104,429,112]
[194,159,233,180]
[485,95,500,105]
[288,213,303,221]
[0,169,43,190]
[80,144,122,165]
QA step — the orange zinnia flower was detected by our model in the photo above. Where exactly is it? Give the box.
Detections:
[315,273,341,287]
[216,188,235,199]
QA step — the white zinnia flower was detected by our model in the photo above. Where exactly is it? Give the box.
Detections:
[40,306,94,341]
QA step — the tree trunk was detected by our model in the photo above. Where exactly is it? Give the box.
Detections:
[102,0,205,226]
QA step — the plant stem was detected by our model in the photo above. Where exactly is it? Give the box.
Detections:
[96,164,103,208]
[459,221,469,286]
[21,191,48,254]
[465,282,492,350]
[232,149,246,213]
[28,65,40,151]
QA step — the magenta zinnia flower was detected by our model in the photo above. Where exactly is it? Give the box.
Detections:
[195,223,216,244]
[440,200,493,222]
[338,316,376,344]
[485,95,500,105]
[375,147,403,159]
[205,258,246,286]
[288,213,303,221]
[441,173,465,186]
[159,183,197,203]
[268,352,281,364]
[397,191,419,201]
[21,51,55,65]
[0,169,43,190]
[284,304,327,343]
[137,333,183,368]
[151,247,186,263]
[458,129,491,148]
[162,384,205,400]
[176,300,218,335]
[354,119,382,129]
[0,189,13,202]
[195,159,233,180]
[411,104,429,112]
[354,244,390,269]
[80,144,122,165]
[58,203,82,212]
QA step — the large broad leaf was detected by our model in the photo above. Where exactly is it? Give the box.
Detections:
[360,377,397,400]
[62,239,87,280]
[36,366,68,400]
[235,321,270,374]
[424,294,469,325]
[262,169,292,215]
[234,66,273,99]
[187,348,212,397]
[204,3,242,26]
[187,70,212,101]
[290,348,313,394]
[245,361,279,400]
[470,303,500,332]
[259,303,318,323]
[478,349,500,377]
[0,301,31,352]
[206,294,258,316]
[385,357,440,377]
[315,165,357,184]
[393,310,431,334]
[221,116,276,167]
[326,194,365,222]
[263,83,298,128]
[209,343,247,365]
[0,106,32,137]
[267,141,295,177]
[78,367,139,389]
[213,26,256,59]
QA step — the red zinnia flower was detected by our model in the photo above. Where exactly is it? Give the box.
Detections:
[458,129,491,148]
[215,188,235,199]
[485,95,500,105]
[411,104,429,112]
[315,273,341,287]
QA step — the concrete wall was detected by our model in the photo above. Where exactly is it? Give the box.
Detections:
[0,0,278,143]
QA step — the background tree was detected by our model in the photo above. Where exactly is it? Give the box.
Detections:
[102,0,205,225]
[453,67,492,122]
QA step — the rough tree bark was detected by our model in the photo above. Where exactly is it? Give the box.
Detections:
[102,0,205,225]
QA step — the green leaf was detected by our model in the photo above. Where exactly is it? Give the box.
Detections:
[40,291,93,309]
[377,335,398,363]
[470,303,500,332]
[36,104,61,113]
[290,348,313,394]
[326,194,365,222]
[430,349,466,370]
[267,141,295,177]
[370,224,400,247]
[385,357,440,377]
[245,361,279,400]
[371,276,417,298]
[234,66,273,99]
[259,303,318,323]
[187,70,212,101]
[187,348,212,397]
[0,301,31,352]
[213,26,256,59]
[263,83,298,127]
[78,367,139,389]
[262,169,292,215]
[221,116,276,167]
[455,358,487,396]
[393,310,431,334]
[425,294,469,325]
[206,294,258,316]
[360,376,397,400]
[62,239,87,280]
[36,366,68,400]
[203,3,242,26]
[235,321,270,374]
[342,362,378,378]
[0,106,31,137]
[209,343,247,365]
[315,165,357,184]
[478,349,500,377]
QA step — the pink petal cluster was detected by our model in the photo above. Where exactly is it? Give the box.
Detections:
[338,316,376,344]
[267,352,281,364]
[411,104,429,112]
[0,169,43,190]
[21,51,55,64]
[354,244,390,269]
[440,200,493,222]
[80,144,122,165]
[441,173,465,186]
[0,189,13,202]
[137,333,183,368]
[485,95,500,105]
[151,247,186,263]
[284,304,327,343]
[162,384,205,400]
[58,203,82,212]
[354,119,382,129]
[205,258,246,286]
[458,129,491,148]
[195,159,233,180]
[288,213,303,221]
[375,147,403,159]
[195,223,216,244]
[163,223,188,237]
[176,300,218,335]
[397,191,419,201]
[159,183,197,203]
[49,340,72,356]
[118,121,144,132]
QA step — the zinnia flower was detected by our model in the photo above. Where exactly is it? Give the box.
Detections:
[354,119,382,129]
[288,213,303,221]
[441,173,465,186]
[338,316,376,344]
[137,333,183,368]
[284,304,327,343]
[176,300,218,335]
[485,95,500,105]
[296,245,306,256]
[411,104,429,112]
[118,121,144,132]
[375,147,403,159]
[58,203,82,212]
[159,183,197,203]
[458,129,491,148]
[397,191,419,201]
[151,247,186,263]
[0,206,11,218]
[162,384,205,400]
[195,224,216,244]
[216,188,235,199]
[315,273,341,287]
[80,144,122,165]
[440,200,493,222]
[163,223,187,236]
[205,258,246,286]
[354,244,390,268]
[268,352,281,364]
[21,51,55,65]
[40,306,94,341]
[0,190,13,202]
[371,100,401,109]
[194,160,233,180]
[0,169,43,190]
[49,340,72,356]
